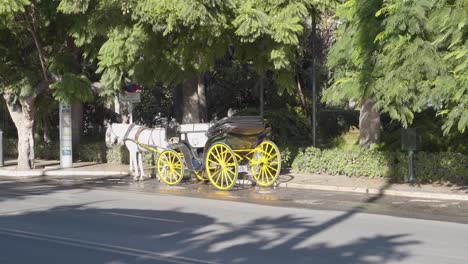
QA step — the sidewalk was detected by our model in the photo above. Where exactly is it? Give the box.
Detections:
[280,171,468,201]
[0,160,132,177]
[1,160,467,201]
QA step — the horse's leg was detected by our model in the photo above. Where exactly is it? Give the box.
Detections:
[138,152,145,181]
[129,152,133,172]
[133,151,140,180]
[129,149,139,181]
[125,143,133,173]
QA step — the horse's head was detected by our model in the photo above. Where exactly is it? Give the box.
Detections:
[105,123,119,147]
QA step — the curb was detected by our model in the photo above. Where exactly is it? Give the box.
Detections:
[281,182,468,201]
[2,168,467,201]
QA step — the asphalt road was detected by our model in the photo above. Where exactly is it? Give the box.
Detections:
[0,176,467,264]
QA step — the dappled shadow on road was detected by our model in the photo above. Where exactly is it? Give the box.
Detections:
[0,176,133,202]
[0,202,419,264]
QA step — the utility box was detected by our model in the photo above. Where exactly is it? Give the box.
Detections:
[401,128,421,184]
[401,128,421,151]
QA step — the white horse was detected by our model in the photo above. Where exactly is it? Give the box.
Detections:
[105,123,170,181]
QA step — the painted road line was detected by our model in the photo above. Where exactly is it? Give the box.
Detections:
[0,227,217,264]
[101,212,184,223]
[0,181,15,184]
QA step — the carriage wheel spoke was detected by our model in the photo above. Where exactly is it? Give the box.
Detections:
[221,149,228,162]
[266,167,274,181]
[215,170,222,185]
[266,154,278,162]
[261,166,265,183]
[267,165,278,172]
[214,147,223,164]
[165,170,171,183]
[222,171,227,187]
[225,170,234,183]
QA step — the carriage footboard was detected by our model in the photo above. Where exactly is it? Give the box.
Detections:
[170,143,200,171]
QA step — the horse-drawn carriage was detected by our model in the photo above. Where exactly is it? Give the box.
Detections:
[106,115,281,191]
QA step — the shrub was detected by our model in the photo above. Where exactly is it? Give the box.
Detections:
[106,145,130,164]
[394,151,468,183]
[3,139,155,166]
[77,142,108,163]
[5,139,60,160]
[4,138,18,158]
[105,144,154,165]
[35,142,60,160]
[292,147,468,183]
[278,145,305,168]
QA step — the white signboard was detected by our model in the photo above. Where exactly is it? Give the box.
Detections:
[121,92,141,103]
[60,103,73,168]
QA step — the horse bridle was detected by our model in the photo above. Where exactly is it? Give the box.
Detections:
[106,123,135,147]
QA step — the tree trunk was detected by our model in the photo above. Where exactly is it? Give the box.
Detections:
[296,75,313,136]
[3,93,36,169]
[182,77,200,123]
[198,73,208,122]
[359,98,381,149]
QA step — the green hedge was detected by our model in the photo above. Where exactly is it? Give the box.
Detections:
[4,139,155,165]
[4,138,18,157]
[292,147,468,183]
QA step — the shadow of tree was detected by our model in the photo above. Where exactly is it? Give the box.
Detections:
[0,202,420,264]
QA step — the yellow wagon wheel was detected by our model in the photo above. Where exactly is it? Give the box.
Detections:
[251,140,281,187]
[205,142,238,190]
[157,149,184,185]
[194,170,208,181]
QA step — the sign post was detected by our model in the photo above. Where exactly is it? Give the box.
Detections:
[121,92,141,124]
[59,103,73,168]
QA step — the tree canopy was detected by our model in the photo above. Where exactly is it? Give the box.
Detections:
[325,0,467,134]
[59,0,333,96]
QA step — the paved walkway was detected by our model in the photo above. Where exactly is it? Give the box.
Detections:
[1,160,467,201]
[282,172,468,201]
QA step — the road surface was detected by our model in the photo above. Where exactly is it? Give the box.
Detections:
[0,176,467,264]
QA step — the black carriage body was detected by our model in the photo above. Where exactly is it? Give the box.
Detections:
[207,116,269,149]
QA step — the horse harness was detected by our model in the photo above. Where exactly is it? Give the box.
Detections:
[128,126,160,153]
[109,124,161,153]
[134,127,147,142]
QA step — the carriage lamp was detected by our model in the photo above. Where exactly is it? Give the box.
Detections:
[401,128,421,184]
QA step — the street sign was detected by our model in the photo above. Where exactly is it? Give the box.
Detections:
[125,84,141,93]
[121,92,141,103]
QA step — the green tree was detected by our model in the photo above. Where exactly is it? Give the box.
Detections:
[68,0,332,124]
[429,0,467,134]
[0,0,92,169]
[67,0,235,123]
[325,0,467,146]
[324,0,384,148]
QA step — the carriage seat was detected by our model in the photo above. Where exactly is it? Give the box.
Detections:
[208,116,265,136]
